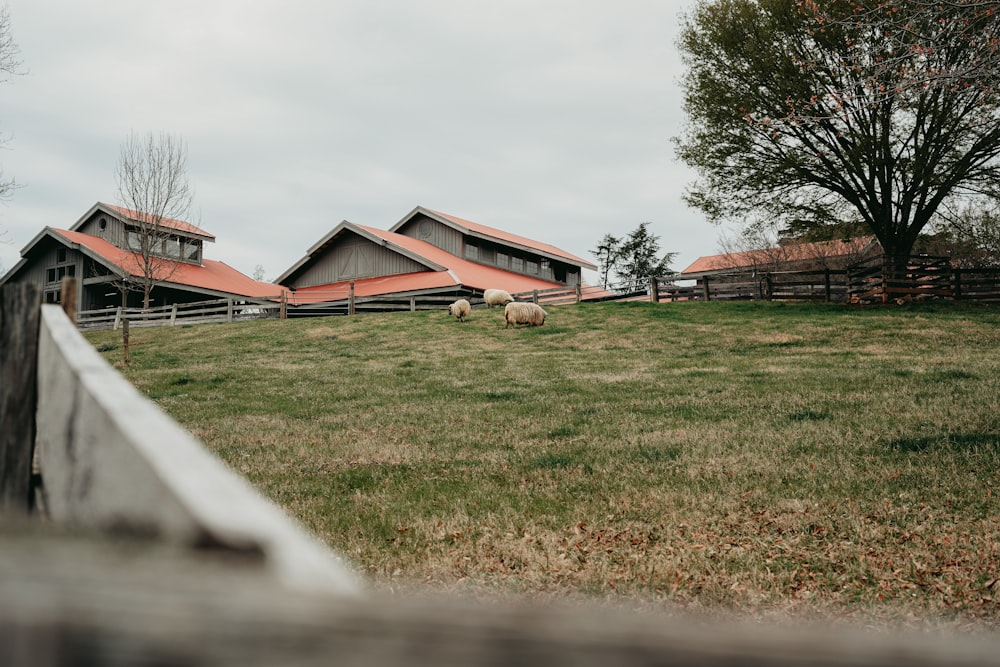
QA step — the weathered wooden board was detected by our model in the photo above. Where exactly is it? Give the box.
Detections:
[2,526,999,667]
[32,304,361,595]
[0,284,41,514]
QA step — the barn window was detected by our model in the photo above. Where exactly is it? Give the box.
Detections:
[184,240,201,262]
[166,235,181,258]
[540,260,553,279]
[126,229,141,251]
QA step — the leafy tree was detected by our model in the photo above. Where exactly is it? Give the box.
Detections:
[114,131,193,309]
[675,0,1000,266]
[591,223,676,292]
[777,218,868,245]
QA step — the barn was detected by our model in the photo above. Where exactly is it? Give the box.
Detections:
[277,206,597,313]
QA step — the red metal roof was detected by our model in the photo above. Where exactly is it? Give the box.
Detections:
[55,229,282,298]
[101,203,216,241]
[359,224,567,289]
[681,237,876,275]
[393,207,597,270]
[287,225,566,304]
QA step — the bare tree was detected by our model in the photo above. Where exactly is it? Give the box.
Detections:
[716,224,791,274]
[115,131,193,309]
[0,4,23,247]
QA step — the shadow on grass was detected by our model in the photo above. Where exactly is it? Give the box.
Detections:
[886,431,1000,454]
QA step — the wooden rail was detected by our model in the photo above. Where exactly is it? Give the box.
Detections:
[1,284,361,595]
[77,296,284,331]
[69,255,1000,331]
[650,257,1000,304]
[3,283,1000,664]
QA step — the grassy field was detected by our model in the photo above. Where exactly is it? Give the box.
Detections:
[86,301,1000,630]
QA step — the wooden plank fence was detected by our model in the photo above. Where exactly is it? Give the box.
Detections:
[77,296,285,331]
[65,255,1000,332]
[3,282,1000,665]
[645,257,1000,305]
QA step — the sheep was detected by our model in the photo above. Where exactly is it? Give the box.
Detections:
[447,298,471,322]
[504,301,547,328]
[483,288,514,308]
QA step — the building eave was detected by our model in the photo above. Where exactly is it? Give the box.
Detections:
[390,205,597,271]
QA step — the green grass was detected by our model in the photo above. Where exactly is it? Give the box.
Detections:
[86,301,1000,629]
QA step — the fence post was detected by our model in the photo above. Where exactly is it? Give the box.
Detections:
[953,269,962,300]
[170,304,178,325]
[649,276,660,303]
[60,277,78,323]
[532,290,539,304]
[114,306,123,331]
[881,256,891,304]
[280,291,287,320]
[824,269,832,302]
[0,283,41,514]
[409,297,416,312]
[348,280,356,316]
[702,277,711,302]
[123,318,131,366]
[227,298,234,323]
[576,283,582,303]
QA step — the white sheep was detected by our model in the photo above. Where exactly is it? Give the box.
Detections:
[504,301,547,328]
[448,298,471,322]
[483,288,514,308]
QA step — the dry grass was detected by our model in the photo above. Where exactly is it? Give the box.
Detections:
[87,300,1000,631]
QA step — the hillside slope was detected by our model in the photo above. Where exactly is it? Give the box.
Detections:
[87,301,1000,628]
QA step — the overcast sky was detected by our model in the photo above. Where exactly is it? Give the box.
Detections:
[0,0,729,283]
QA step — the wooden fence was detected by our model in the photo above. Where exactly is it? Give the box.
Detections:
[77,295,285,331]
[68,255,1000,333]
[645,256,1000,305]
[3,282,1000,665]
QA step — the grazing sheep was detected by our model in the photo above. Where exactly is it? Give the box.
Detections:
[504,301,547,328]
[483,288,514,308]
[448,299,471,322]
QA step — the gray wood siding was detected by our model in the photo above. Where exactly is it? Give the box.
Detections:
[395,214,581,286]
[292,235,428,288]
[77,212,127,247]
[396,215,463,256]
[77,211,204,264]
[7,242,90,309]
[16,250,53,287]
